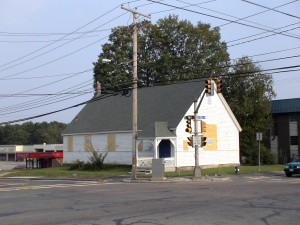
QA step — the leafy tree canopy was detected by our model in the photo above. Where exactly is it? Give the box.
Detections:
[0,121,67,145]
[222,57,276,163]
[93,15,230,90]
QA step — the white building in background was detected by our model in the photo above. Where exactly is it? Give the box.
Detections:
[0,144,63,162]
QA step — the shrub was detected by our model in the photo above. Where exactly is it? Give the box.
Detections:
[261,146,276,165]
[69,144,108,171]
[69,160,85,170]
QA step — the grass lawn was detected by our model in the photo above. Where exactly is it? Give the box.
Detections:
[4,164,284,178]
[166,164,284,177]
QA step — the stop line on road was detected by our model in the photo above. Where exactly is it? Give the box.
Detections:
[244,175,300,183]
[0,181,113,192]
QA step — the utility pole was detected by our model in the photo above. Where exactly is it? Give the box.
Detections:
[121,5,150,180]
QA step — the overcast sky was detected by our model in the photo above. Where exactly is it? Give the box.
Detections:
[0,0,299,124]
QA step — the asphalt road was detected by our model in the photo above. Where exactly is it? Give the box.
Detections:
[0,174,300,225]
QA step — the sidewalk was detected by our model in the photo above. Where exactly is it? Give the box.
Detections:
[0,172,231,183]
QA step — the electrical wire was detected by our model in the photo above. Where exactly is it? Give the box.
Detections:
[0,80,93,113]
[1,62,300,125]
[241,0,300,20]
[227,22,300,44]
[146,0,300,40]
[1,51,299,113]
[0,13,127,76]
[0,69,93,101]
[0,29,111,37]
[0,91,119,125]
[0,34,105,43]
[0,83,93,115]
[0,5,121,69]
[177,0,299,39]
[228,25,300,47]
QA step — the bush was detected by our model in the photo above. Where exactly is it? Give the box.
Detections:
[69,160,85,170]
[69,145,108,171]
[242,145,276,165]
[87,149,107,170]
[261,146,276,165]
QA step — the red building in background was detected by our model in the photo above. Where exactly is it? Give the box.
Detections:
[16,152,63,169]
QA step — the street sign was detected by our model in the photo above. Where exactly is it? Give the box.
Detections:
[256,132,262,141]
[193,135,201,146]
[195,115,206,120]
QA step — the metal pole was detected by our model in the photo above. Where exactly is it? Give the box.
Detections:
[258,139,261,172]
[132,12,138,180]
[121,6,150,180]
[192,92,205,178]
[193,101,201,178]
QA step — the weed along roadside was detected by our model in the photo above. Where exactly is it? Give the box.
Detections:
[1,164,284,180]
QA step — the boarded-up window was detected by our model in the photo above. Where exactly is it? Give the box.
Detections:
[107,133,116,151]
[183,140,189,151]
[67,136,73,152]
[203,124,217,151]
[84,135,92,152]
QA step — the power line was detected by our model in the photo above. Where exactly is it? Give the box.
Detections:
[242,0,300,20]
[0,80,93,113]
[0,29,111,37]
[0,82,93,115]
[2,62,300,125]
[0,92,93,97]
[0,69,92,101]
[228,25,300,47]
[0,34,103,43]
[227,22,300,44]
[178,0,299,39]
[0,5,121,70]
[247,46,300,58]
[0,68,93,80]
[0,91,118,125]
[146,0,300,40]
[0,13,126,75]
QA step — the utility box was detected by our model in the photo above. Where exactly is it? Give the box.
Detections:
[151,158,166,181]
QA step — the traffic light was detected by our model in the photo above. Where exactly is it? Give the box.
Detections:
[201,136,207,147]
[201,120,207,133]
[184,115,193,133]
[216,79,222,93]
[205,79,212,94]
[187,135,194,147]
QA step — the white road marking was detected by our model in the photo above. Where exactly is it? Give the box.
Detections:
[0,181,115,192]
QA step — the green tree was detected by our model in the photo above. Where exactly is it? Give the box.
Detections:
[93,15,230,90]
[0,121,67,145]
[0,125,29,144]
[222,57,276,164]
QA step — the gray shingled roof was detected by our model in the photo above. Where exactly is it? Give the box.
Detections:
[271,98,300,114]
[62,80,205,137]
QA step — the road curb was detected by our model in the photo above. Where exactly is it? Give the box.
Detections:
[122,176,231,183]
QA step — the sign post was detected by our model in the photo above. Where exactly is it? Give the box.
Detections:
[256,132,262,172]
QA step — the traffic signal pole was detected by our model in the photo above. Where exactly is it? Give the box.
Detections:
[193,100,201,178]
[193,78,221,178]
[193,92,206,178]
